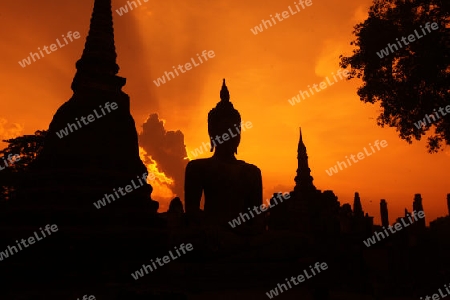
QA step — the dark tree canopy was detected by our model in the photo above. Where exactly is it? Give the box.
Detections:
[0,130,47,172]
[0,130,47,201]
[340,0,449,153]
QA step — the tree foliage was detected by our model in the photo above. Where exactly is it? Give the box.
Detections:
[0,130,47,172]
[0,130,47,201]
[340,0,449,152]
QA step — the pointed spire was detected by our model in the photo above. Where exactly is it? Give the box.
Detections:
[298,127,305,151]
[294,128,316,193]
[297,127,306,153]
[71,0,125,92]
[220,78,230,102]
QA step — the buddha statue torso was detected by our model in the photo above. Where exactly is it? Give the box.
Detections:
[185,156,262,226]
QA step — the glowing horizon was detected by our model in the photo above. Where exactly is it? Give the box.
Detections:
[1,0,448,225]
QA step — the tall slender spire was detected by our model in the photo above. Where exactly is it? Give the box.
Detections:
[220,78,230,102]
[294,128,316,192]
[297,128,306,154]
[299,127,303,143]
[71,0,125,92]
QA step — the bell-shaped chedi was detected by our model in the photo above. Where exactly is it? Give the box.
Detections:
[22,0,158,222]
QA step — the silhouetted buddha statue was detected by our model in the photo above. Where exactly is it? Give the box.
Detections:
[184,79,263,233]
[181,81,310,264]
[167,196,185,228]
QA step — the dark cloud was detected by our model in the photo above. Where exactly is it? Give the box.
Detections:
[139,113,188,201]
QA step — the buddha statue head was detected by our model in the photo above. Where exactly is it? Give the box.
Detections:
[207,79,241,155]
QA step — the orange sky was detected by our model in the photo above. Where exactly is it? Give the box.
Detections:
[1,0,448,224]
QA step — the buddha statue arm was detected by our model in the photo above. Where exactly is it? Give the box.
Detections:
[184,161,203,214]
[246,167,264,230]
[249,167,263,209]
[255,169,263,207]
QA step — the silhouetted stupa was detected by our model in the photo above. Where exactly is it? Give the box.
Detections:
[22,0,158,224]
[268,129,342,237]
[293,128,316,193]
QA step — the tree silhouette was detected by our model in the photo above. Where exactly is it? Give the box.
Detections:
[0,130,47,172]
[340,0,449,153]
[0,130,47,201]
